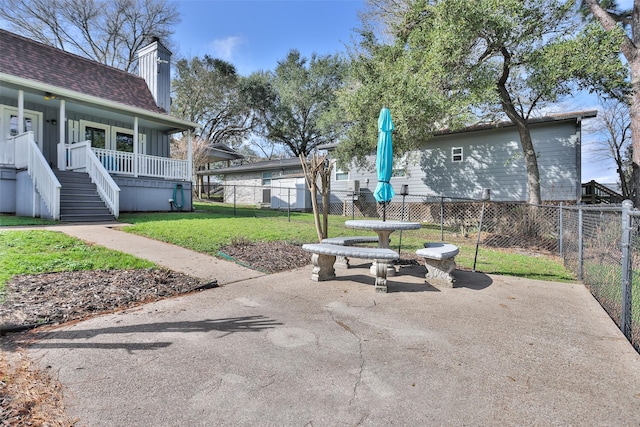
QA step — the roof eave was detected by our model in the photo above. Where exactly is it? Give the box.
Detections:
[1,72,200,131]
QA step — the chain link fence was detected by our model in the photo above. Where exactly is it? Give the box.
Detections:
[195,184,638,351]
[329,190,562,253]
[559,203,640,352]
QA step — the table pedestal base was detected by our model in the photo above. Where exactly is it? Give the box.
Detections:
[370,261,396,277]
[373,260,391,293]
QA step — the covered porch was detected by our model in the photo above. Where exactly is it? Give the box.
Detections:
[0,84,199,220]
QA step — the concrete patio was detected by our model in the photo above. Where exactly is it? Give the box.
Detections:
[5,223,640,425]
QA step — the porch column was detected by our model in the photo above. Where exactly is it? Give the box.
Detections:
[187,129,193,182]
[18,90,24,134]
[134,116,139,177]
[58,99,66,170]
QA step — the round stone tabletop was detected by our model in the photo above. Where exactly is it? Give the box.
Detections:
[345,220,422,231]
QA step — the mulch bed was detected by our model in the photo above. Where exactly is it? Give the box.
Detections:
[0,269,206,330]
[219,240,311,272]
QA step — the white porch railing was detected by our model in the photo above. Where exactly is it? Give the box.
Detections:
[91,147,190,181]
[63,141,120,218]
[0,138,16,165]
[14,132,61,220]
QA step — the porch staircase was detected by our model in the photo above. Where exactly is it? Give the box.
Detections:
[53,170,115,222]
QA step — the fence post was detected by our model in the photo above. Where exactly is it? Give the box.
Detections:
[558,202,563,257]
[440,196,444,242]
[473,201,486,272]
[233,185,237,216]
[621,199,634,339]
[578,206,583,281]
[287,188,291,222]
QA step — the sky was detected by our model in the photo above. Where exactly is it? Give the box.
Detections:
[169,0,625,185]
[171,0,364,75]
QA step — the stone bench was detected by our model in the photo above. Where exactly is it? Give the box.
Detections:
[321,236,381,269]
[302,243,399,293]
[415,242,459,288]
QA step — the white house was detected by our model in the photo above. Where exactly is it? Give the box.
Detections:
[208,157,313,210]
[0,29,204,221]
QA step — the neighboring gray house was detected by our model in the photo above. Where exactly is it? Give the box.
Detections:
[0,29,201,221]
[329,111,596,203]
[210,157,312,210]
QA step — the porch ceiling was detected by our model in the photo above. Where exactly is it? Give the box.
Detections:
[0,78,198,133]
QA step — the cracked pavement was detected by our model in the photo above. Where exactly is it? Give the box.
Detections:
[11,223,640,426]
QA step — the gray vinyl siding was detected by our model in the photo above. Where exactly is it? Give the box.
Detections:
[65,111,167,157]
[0,97,169,162]
[335,120,580,202]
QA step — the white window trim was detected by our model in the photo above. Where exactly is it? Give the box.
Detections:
[1,105,43,150]
[262,171,272,185]
[111,125,135,153]
[334,161,349,181]
[452,147,463,163]
[80,119,111,149]
[393,153,409,177]
[80,121,143,153]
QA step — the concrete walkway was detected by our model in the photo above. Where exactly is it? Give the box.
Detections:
[3,223,640,426]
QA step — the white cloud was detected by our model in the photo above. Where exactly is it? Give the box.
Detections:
[209,36,244,61]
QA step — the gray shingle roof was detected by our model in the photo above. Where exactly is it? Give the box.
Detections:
[0,29,164,113]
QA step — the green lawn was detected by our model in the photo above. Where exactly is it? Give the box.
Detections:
[120,201,576,283]
[0,214,57,226]
[0,230,155,291]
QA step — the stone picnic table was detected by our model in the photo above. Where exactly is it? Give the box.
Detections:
[301,220,422,292]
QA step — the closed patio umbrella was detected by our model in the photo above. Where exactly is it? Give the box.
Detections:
[373,107,395,220]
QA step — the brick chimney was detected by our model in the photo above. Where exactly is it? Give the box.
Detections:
[137,37,171,113]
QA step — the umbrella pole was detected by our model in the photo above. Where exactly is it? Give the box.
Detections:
[382,202,387,221]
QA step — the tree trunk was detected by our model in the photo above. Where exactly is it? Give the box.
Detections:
[321,171,330,240]
[515,124,542,205]
[497,47,542,205]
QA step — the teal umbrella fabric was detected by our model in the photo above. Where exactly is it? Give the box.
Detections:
[374,107,395,217]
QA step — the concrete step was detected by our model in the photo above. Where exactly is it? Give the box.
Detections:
[59,213,116,222]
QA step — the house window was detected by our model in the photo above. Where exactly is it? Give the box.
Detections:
[392,168,406,177]
[335,167,349,181]
[114,131,134,152]
[9,115,19,136]
[452,147,463,162]
[9,115,32,135]
[3,106,43,148]
[85,126,107,149]
[81,120,110,149]
[392,153,408,177]
[262,172,272,185]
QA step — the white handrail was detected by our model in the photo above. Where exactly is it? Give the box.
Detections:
[14,132,61,219]
[67,141,121,218]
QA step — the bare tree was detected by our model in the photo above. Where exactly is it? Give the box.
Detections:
[590,97,633,197]
[1,0,179,72]
[300,154,332,241]
[170,135,214,195]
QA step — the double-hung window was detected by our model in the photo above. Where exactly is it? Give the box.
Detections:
[452,147,463,163]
